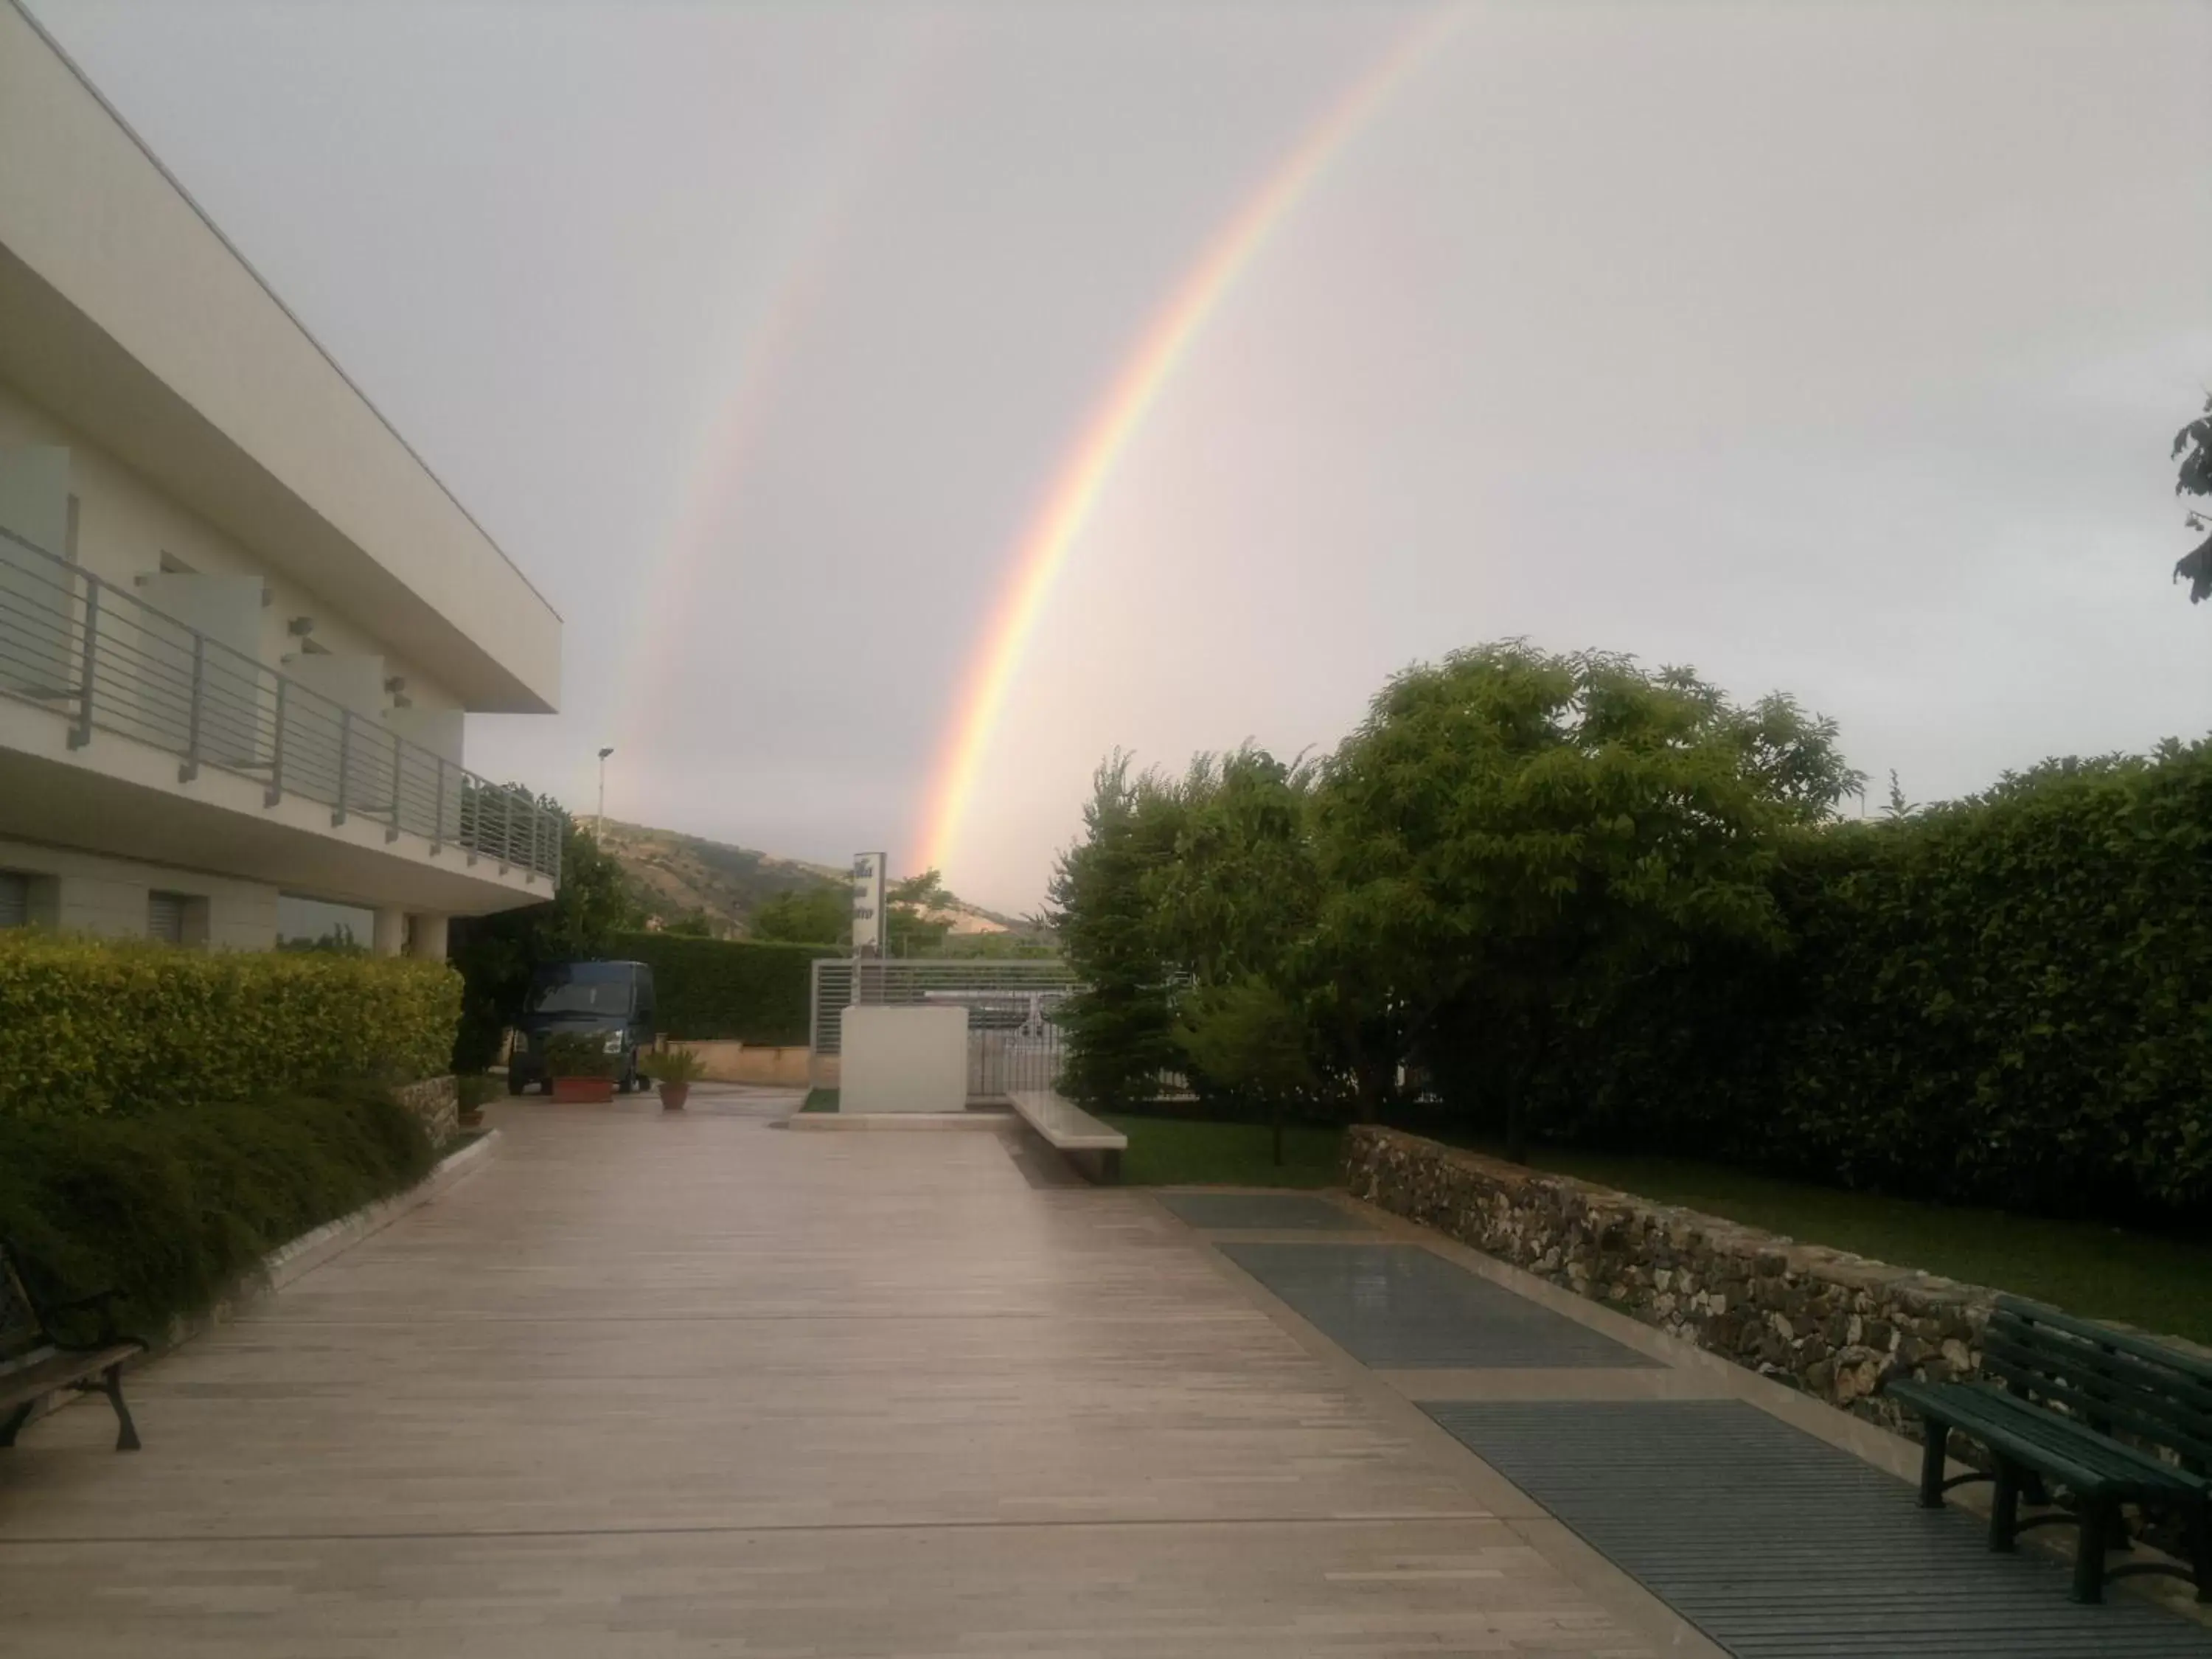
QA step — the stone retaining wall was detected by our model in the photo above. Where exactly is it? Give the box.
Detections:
[392,1074,458,1145]
[1345,1126,2005,1438]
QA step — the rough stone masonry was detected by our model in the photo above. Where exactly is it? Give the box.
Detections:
[1343,1125,2000,1439]
[392,1074,459,1147]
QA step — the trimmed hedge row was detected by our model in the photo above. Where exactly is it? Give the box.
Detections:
[0,933,461,1121]
[0,1082,433,1340]
[1441,742,2212,1224]
[613,932,840,1044]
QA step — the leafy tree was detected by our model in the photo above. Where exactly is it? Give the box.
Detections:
[749,883,849,945]
[886,869,953,956]
[1048,754,1186,1107]
[1316,642,1858,1161]
[2172,393,2212,602]
[448,803,641,1071]
[1173,978,1317,1166]
[1144,747,1318,988]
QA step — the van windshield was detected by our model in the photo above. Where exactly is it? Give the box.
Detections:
[528,977,630,1017]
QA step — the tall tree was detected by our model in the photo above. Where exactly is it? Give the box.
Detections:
[448,804,641,1071]
[886,869,954,956]
[2171,393,2212,601]
[1316,642,1857,1161]
[1047,754,1186,1108]
[1144,747,1319,988]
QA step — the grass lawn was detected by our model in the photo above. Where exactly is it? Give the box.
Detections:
[1096,1110,2212,1344]
[1100,1115,1347,1189]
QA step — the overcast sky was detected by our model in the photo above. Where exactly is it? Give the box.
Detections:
[29,1,2212,914]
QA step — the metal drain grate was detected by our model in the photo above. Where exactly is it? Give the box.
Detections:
[1425,1399,2212,1658]
[1159,1194,1373,1231]
[1220,1243,1659,1368]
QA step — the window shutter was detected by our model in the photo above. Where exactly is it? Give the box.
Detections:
[147,891,186,944]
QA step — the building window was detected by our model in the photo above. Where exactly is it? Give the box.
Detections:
[147,890,188,944]
[0,872,27,930]
[276,893,372,953]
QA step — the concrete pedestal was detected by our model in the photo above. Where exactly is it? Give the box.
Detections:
[839,1006,967,1114]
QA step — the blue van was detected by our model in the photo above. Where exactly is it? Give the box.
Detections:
[507,959,658,1095]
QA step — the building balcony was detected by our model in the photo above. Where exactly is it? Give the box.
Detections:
[0,525,559,917]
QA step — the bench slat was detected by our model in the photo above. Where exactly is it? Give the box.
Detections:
[1997,1295,2212,1388]
[1986,1310,2212,1413]
[1980,1333,2212,1464]
[1887,1382,2199,1498]
[0,1343,141,1410]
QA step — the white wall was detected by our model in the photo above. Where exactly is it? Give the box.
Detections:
[0,0,560,712]
[0,835,276,949]
[0,386,468,760]
[839,1006,970,1115]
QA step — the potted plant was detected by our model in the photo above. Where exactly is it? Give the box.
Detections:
[650,1046,705,1110]
[543,1032,618,1103]
[456,1072,492,1129]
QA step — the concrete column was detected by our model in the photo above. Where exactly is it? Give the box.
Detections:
[408,911,450,961]
[371,905,406,958]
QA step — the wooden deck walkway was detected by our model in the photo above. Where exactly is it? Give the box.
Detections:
[0,1101,1660,1657]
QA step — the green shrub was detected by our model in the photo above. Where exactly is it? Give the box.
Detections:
[613,932,838,1043]
[647,1046,706,1085]
[0,936,459,1119]
[0,933,462,1121]
[542,1030,616,1079]
[0,1082,433,1340]
[1422,741,2212,1225]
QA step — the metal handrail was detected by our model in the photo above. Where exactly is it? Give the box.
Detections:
[0,524,560,886]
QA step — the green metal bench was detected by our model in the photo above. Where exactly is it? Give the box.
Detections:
[1885,1294,2211,1604]
[0,1243,145,1453]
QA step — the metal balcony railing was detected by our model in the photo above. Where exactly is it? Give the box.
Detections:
[0,525,560,887]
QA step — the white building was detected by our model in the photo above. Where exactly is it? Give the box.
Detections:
[0,1,562,956]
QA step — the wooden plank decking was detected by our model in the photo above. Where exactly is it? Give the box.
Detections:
[0,1099,1653,1657]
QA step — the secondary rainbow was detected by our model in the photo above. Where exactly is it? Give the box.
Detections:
[914,9,1459,877]
[616,25,949,749]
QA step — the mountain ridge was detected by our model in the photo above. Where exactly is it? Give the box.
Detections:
[595,819,1022,939]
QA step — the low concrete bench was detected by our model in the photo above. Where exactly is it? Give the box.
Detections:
[1006,1091,1127,1183]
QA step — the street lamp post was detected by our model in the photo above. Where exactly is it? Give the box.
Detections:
[597,746,614,835]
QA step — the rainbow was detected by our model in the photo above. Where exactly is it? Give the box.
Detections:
[617,24,950,749]
[914,9,1460,879]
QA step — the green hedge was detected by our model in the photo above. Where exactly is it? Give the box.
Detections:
[0,1082,432,1340]
[0,934,461,1121]
[613,932,841,1044]
[1430,742,2212,1224]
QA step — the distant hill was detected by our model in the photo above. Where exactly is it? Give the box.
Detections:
[595,819,1025,941]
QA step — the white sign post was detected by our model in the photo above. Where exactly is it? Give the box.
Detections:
[850,851,886,958]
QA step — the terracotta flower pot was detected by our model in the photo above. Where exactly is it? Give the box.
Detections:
[550,1075,615,1104]
[659,1082,691,1111]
